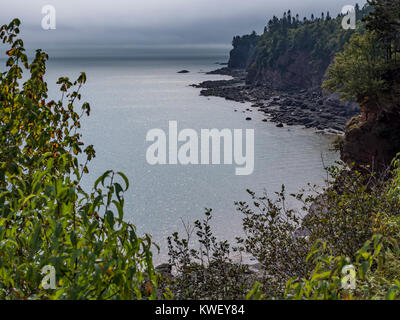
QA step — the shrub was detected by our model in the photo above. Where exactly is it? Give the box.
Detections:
[167,161,400,299]
[285,234,400,300]
[165,210,255,299]
[302,164,400,257]
[235,187,312,297]
[0,19,158,300]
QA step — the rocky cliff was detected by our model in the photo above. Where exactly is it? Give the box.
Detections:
[342,109,400,170]
[227,6,372,91]
[245,50,330,90]
[228,33,259,69]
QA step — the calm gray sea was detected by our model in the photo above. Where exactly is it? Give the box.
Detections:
[37,49,337,262]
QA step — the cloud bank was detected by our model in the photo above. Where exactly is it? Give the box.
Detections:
[1,0,366,48]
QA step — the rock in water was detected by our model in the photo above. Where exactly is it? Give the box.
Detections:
[177,70,190,74]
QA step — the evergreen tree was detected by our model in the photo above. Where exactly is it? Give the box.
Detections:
[325,1,400,113]
[326,11,331,20]
[364,0,400,61]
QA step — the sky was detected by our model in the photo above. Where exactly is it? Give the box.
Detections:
[1,0,367,51]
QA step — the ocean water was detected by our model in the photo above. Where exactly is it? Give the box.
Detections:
[33,50,336,262]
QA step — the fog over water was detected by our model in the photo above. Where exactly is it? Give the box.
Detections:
[1,0,366,50]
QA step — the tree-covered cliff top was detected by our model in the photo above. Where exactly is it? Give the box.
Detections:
[229,4,374,89]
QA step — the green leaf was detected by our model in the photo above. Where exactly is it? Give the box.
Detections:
[117,172,129,191]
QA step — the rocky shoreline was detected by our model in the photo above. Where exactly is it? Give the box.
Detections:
[192,68,361,134]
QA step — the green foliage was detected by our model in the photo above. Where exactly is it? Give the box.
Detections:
[235,187,312,297]
[323,31,391,105]
[323,1,400,111]
[0,163,158,299]
[0,19,158,299]
[285,234,400,300]
[302,164,400,257]
[164,210,254,299]
[229,32,260,69]
[364,0,400,62]
[243,4,372,86]
[246,282,265,300]
[167,161,400,300]
[0,20,95,179]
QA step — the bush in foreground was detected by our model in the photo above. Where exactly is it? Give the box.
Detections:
[0,19,158,299]
[166,162,400,300]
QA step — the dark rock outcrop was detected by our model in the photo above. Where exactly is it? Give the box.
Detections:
[246,50,331,90]
[192,69,360,133]
[229,33,259,69]
[341,113,400,170]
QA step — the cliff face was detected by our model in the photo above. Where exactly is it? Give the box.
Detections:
[228,33,259,69]
[341,65,400,168]
[228,45,257,70]
[342,105,400,170]
[226,7,373,91]
[245,50,329,90]
[227,28,352,90]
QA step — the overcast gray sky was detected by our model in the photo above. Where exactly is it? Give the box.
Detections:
[1,0,366,48]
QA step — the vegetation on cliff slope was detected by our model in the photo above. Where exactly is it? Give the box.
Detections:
[323,0,400,169]
[229,31,260,69]
[165,164,400,300]
[229,4,373,89]
[324,0,400,114]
